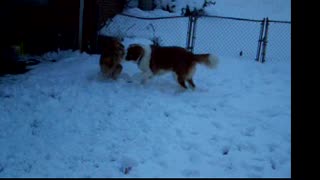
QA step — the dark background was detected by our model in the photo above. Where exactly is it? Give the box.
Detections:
[0,0,80,55]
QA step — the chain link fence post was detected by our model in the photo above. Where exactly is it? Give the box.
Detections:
[186,15,198,53]
[186,16,193,51]
[256,18,266,62]
[261,17,269,63]
[190,15,198,53]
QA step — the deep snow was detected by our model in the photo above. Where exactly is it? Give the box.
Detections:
[0,0,291,178]
[0,50,290,177]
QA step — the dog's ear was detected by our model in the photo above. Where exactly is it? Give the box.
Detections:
[125,44,144,61]
[128,44,141,49]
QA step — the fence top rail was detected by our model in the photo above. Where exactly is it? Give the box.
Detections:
[120,13,187,20]
[268,19,291,24]
[119,13,291,24]
[120,13,262,22]
[200,15,264,23]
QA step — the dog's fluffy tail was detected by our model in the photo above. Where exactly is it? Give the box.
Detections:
[194,54,219,69]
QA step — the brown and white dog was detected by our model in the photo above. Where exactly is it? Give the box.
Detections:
[125,44,219,89]
[99,38,125,80]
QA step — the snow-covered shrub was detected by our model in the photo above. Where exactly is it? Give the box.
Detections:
[125,0,139,8]
[146,23,164,46]
[99,18,137,40]
[154,0,216,16]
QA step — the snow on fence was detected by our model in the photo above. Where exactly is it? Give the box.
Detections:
[99,13,291,63]
[99,14,189,48]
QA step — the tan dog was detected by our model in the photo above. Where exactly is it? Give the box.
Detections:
[125,44,219,89]
[99,37,125,80]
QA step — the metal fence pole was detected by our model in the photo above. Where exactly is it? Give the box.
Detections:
[79,0,84,51]
[261,17,269,63]
[186,14,198,53]
[186,16,193,51]
[190,15,198,53]
[255,18,266,62]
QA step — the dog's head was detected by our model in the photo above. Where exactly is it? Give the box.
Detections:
[100,56,118,77]
[125,44,145,62]
[112,40,125,58]
[99,39,125,78]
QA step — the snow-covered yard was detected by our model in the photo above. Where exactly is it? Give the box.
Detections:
[0,51,290,177]
[0,0,291,178]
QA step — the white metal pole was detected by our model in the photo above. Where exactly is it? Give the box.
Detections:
[79,0,84,50]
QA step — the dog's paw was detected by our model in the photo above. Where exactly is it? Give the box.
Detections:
[189,86,196,91]
[131,72,144,81]
[174,87,188,94]
[118,73,132,83]
[140,78,149,85]
[111,65,123,80]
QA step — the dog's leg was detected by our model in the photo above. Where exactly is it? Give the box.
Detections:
[111,64,123,80]
[185,66,196,90]
[177,75,188,89]
[187,79,196,90]
[141,71,153,84]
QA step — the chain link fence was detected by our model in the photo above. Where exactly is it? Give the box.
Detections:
[99,14,189,47]
[99,13,291,63]
[265,20,291,63]
[193,16,263,61]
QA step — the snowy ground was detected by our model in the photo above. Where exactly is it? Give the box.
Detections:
[0,50,290,178]
[0,0,291,178]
